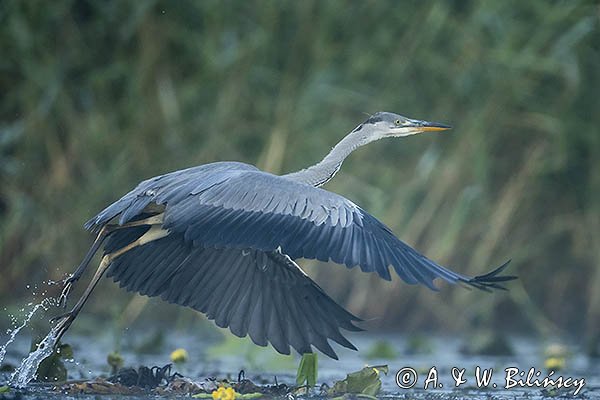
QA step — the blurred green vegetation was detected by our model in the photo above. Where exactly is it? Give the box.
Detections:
[1,0,599,345]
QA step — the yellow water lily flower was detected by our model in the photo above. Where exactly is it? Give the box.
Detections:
[170,348,189,363]
[212,386,237,400]
[544,356,565,371]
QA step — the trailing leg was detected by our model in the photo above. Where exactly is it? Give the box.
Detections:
[53,225,169,345]
[58,214,165,307]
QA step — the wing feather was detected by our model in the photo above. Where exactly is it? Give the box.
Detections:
[106,233,360,358]
[93,163,514,291]
[246,271,267,346]
[227,260,257,336]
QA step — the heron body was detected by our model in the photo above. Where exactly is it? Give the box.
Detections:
[55,112,515,359]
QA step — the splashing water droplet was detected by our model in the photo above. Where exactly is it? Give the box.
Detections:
[0,299,52,366]
[9,323,62,388]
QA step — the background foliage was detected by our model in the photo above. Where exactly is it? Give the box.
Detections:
[1,0,598,347]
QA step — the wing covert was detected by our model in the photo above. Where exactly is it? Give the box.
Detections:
[88,165,514,291]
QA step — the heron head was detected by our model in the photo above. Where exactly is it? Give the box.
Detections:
[361,111,451,138]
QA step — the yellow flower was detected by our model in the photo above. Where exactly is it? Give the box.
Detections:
[170,348,189,363]
[211,387,224,400]
[544,356,565,371]
[212,386,237,400]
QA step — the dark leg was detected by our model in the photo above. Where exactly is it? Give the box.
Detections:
[59,214,165,307]
[53,225,169,346]
[54,255,111,343]
[58,226,109,308]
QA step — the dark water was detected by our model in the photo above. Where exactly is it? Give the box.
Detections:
[1,329,598,399]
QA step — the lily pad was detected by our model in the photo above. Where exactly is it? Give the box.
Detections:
[34,342,73,383]
[329,365,388,397]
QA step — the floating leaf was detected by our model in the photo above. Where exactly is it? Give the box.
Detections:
[238,393,263,399]
[329,365,388,397]
[361,380,381,397]
[34,342,72,383]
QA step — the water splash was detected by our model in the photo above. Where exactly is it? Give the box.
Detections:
[0,298,54,366]
[9,323,62,388]
[1,280,63,387]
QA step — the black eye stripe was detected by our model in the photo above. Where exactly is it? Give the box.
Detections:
[365,115,383,124]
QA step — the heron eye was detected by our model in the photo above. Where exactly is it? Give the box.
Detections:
[395,119,401,125]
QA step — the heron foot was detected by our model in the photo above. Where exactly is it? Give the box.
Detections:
[58,276,78,309]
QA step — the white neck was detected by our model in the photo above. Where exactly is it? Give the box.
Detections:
[283,124,381,187]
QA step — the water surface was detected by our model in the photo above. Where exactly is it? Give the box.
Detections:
[1,328,598,399]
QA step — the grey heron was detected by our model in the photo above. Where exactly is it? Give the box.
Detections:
[54,111,515,359]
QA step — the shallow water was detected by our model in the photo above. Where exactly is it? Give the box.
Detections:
[1,328,598,399]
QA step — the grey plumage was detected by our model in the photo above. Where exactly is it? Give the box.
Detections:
[77,112,515,359]
[89,163,507,290]
[106,234,360,359]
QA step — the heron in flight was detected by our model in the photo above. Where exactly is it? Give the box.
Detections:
[55,111,514,359]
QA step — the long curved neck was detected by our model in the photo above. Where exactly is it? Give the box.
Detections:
[283,125,377,187]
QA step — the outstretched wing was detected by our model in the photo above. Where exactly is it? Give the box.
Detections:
[106,232,361,359]
[87,162,514,290]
